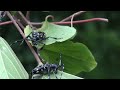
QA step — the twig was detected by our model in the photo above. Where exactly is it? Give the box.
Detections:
[0,21,13,26]
[18,11,33,28]
[6,11,43,65]
[13,16,25,30]
[60,11,86,22]
[26,11,30,20]
[31,18,108,26]
[0,18,108,27]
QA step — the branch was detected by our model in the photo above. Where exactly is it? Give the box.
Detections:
[0,18,108,27]
[13,16,25,30]
[0,21,13,26]
[18,11,33,28]
[6,11,43,65]
[60,11,86,22]
[26,11,30,20]
[31,18,108,26]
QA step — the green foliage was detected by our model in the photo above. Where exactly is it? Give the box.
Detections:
[2,11,114,79]
[24,18,97,78]
[40,41,97,75]
[24,25,33,37]
[0,37,29,79]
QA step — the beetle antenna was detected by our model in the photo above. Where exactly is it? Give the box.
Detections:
[10,39,24,46]
[58,53,64,79]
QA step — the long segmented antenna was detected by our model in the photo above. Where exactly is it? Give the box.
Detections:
[10,31,33,47]
[59,53,62,66]
[10,39,25,46]
[59,53,64,79]
[47,63,51,79]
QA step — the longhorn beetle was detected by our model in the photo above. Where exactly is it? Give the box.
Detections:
[10,30,61,47]
[31,54,64,79]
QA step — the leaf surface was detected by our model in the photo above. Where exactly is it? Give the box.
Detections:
[0,37,29,79]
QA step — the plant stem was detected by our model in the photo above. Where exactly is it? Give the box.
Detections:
[31,18,108,26]
[60,11,86,22]
[18,11,33,28]
[13,16,25,30]
[6,11,43,65]
[0,18,108,27]
[0,21,13,26]
[26,11,30,20]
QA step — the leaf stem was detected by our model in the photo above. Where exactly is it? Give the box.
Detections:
[45,15,54,21]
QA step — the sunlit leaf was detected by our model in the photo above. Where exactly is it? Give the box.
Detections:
[37,21,77,45]
[0,37,29,79]
[24,25,32,37]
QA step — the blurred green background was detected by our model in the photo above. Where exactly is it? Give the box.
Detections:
[0,11,120,79]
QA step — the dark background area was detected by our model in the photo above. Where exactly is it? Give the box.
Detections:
[0,11,120,79]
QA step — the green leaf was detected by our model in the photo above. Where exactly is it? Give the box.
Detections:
[0,37,29,79]
[40,41,97,75]
[24,25,33,45]
[37,21,77,45]
[32,71,83,79]
[24,25,32,37]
